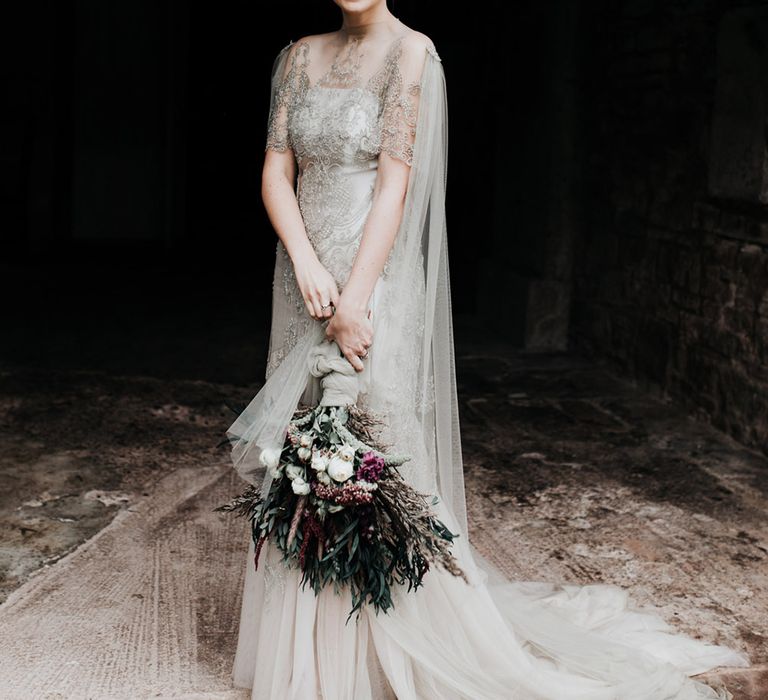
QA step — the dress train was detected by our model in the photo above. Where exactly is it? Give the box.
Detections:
[232,498,749,700]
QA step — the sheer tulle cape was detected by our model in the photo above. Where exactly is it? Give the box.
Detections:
[226,42,750,700]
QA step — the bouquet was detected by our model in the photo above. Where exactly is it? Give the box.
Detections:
[218,341,466,620]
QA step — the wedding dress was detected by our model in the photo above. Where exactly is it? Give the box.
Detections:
[226,21,750,699]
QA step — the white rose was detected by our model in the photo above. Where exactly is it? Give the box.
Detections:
[311,452,329,472]
[338,444,356,462]
[317,471,331,485]
[327,455,354,482]
[291,477,310,495]
[299,433,313,448]
[259,447,281,470]
[269,465,283,479]
[285,465,305,481]
[297,447,312,462]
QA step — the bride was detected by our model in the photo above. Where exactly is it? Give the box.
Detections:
[225,1,750,698]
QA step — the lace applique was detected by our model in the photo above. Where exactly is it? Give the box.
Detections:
[368,37,421,167]
[263,35,432,376]
[317,36,363,89]
[383,81,420,166]
[265,41,310,152]
[277,39,414,287]
[266,35,427,167]
[265,241,310,379]
[265,315,312,380]
[291,86,380,165]
[279,243,301,304]
[298,160,357,287]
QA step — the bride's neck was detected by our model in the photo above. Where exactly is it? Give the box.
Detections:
[339,8,399,38]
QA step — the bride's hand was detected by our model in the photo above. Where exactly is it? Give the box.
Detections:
[325,300,373,372]
[293,256,340,320]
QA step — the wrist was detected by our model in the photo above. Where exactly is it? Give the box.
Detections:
[290,244,319,270]
[341,269,373,310]
[338,288,370,313]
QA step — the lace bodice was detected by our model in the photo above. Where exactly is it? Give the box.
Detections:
[265,32,437,286]
[262,28,439,380]
[265,31,437,167]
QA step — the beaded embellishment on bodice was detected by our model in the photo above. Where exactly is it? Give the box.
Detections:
[267,35,421,287]
[263,31,437,377]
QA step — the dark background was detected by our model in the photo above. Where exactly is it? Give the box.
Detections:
[2,0,767,454]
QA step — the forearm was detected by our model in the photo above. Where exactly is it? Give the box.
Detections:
[341,184,406,310]
[262,152,342,320]
[261,163,317,267]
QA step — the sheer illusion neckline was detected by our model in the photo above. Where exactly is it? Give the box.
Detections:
[291,33,410,93]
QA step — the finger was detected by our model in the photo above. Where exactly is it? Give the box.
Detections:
[304,298,317,319]
[320,299,333,318]
[343,347,365,372]
[347,350,364,372]
[330,286,341,307]
[309,293,325,320]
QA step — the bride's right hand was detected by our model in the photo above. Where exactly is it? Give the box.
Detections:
[293,256,340,320]
[324,301,373,373]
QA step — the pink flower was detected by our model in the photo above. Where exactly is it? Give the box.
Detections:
[313,480,373,505]
[356,451,385,482]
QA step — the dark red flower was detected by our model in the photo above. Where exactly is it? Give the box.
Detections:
[356,450,385,482]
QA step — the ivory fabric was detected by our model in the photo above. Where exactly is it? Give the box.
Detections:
[226,23,750,699]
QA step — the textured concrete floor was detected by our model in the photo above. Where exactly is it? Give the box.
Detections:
[0,344,766,698]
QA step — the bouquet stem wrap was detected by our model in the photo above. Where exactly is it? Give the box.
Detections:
[308,339,360,407]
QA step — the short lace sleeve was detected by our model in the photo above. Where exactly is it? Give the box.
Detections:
[265,41,308,153]
[378,35,438,167]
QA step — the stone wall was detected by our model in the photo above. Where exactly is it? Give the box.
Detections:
[572,1,768,452]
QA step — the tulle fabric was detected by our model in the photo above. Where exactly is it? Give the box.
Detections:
[227,28,750,699]
[232,497,748,700]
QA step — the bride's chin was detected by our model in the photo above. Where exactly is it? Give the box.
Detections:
[333,0,386,13]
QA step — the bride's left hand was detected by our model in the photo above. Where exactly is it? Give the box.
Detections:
[325,300,373,373]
